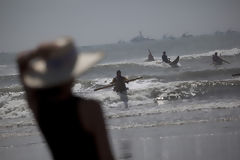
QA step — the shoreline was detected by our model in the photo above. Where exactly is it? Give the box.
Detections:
[1,119,240,160]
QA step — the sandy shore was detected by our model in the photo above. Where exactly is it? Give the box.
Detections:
[110,119,240,160]
[0,134,52,160]
[1,119,240,160]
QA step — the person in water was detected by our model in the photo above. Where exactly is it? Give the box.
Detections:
[17,37,114,160]
[232,73,240,77]
[212,52,223,65]
[162,51,171,63]
[147,49,155,61]
[111,70,129,108]
[212,52,229,65]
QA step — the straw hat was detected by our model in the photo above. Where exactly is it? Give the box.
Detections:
[22,37,103,88]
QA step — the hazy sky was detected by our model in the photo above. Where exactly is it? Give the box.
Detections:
[1,0,240,52]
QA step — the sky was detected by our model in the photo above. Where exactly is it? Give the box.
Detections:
[1,0,240,52]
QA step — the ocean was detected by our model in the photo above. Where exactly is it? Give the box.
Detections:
[1,34,240,160]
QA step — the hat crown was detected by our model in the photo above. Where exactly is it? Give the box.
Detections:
[22,37,103,88]
[38,37,75,58]
[31,37,77,75]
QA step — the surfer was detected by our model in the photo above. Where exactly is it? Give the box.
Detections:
[146,49,155,61]
[232,73,240,77]
[212,52,230,65]
[111,70,129,108]
[162,51,171,63]
[161,51,180,67]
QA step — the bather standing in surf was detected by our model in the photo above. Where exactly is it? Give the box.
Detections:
[111,70,129,108]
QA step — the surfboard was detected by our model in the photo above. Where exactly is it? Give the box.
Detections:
[169,56,179,67]
[94,76,143,91]
[232,73,240,77]
[212,56,230,65]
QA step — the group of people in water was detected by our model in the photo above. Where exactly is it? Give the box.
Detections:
[147,49,180,66]
[112,49,235,109]
[147,49,173,63]
[147,49,230,65]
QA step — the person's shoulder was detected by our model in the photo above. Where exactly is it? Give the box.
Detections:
[76,97,103,131]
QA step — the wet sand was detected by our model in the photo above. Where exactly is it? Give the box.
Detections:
[1,120,240,160]
[110,120,240,160]
[0,134,52,160]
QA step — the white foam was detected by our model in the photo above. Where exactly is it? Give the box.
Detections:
[0,99,30,119]
[181,48,240,59]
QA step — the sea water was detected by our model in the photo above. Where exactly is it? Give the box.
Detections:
[1,35,240,159]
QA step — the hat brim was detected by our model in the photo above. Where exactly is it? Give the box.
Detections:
[23,52,103,88]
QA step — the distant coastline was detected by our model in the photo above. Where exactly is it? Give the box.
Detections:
[80,30,240,56]
[81,30,240,48]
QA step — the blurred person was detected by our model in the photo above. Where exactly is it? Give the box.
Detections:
[17,37,114,160]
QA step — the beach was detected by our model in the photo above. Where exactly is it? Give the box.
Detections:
[110,117,240,160]
[1,34,240,159]
[1,114,240,160]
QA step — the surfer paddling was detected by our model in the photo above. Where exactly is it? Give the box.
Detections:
[162,51,171,63]
[162,51,180,67]
[212,52,230,65]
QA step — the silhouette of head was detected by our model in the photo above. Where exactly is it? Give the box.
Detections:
[20,37,103,89]
[117,70,121,76]
[163,51,166,55]
[215,52,218,56]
